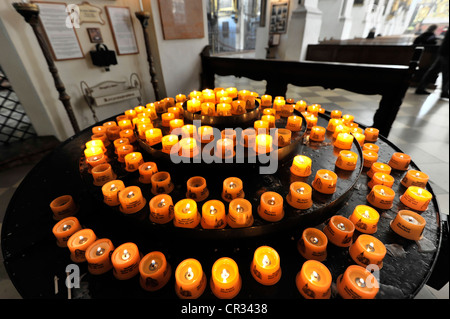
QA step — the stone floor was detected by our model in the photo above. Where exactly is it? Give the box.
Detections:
[0,82,448,299]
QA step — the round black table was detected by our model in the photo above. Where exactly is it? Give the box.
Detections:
[1,112,445,304]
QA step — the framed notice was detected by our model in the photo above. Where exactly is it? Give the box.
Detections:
[269,1,289,34]
[158,0,204,40]
[105,6,139,55]
[33,1,84,61]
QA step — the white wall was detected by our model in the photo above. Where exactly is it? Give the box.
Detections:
[0,0,209,141]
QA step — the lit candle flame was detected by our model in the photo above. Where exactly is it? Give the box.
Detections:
[62,224,71,231]
[415,172,420,177]
[145,165,152,170]
[158,199,166,208]
[296,187,304,194]
[323,173,329,179]
[268,197,276,205]
[185,267,194,280]
[229,182,236,189]
[337,223,345,230]
[310,236,319,244]
[96,247,105,256]
[78,236,87,244]
[210,206,217,214]
[149,259,158,271]
[122,249,130,260]
[236,204,244,213]
[366,242,375,252]
[379,188,385,196]
[183,203,191,213]
[221,268,229,282]
[356,277,366,288]
[418,188,423,196]
[127,191,135,198]
[310,271,320,282]
[262,255,271,267]
[363,210,370,219]
[110,184,117,192]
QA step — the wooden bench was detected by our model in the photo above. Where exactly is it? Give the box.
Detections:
[305,42,439,86]
[200,45,421,138]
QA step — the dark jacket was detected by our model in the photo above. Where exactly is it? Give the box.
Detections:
[413,31,437,45]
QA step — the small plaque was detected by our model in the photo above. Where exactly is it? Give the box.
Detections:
[78,1,105,25]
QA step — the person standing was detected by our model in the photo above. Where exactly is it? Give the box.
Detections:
[413,24,438,45]
[415,29,449,98]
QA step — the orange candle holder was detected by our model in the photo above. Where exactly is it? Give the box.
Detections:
[362,150,378,168]
[330,110,342,119]
[215,138,235,159]
[91,132,111,148]
[296,260,332,299]
[290,155,312,177]
[366,185,395,210]
[168,106,182,119]
[161,135,179,154]
[349,234,386,269]
[86,139,106,154]
[50,195,78,220]
[124,152,144,172]
[260,94,272,107]
[309,126,326,142]
[305,115,318,129]
[138,162,158,184]
[335,150,358,171]
[262,108,276,116]
[363,143,379,153]
[216,103,232,116]
[119,129,136,144]
[174,199,201,228]
[139,251,172,292]
[250,246,281,286]
[364,127,379,143]
[198,126,215,144]
[240,128,256,148]
[67,229,97,263]
[254,134,273,154]
[368,172,395,189]
[231,100,246,115]
[400,186,433,212]
[85,238,114,275]
[52,216,82,247]
[118,119,133,131]
[297,228,328,261]
[186,176,209,202]
[169,119,184,133]
[84,145,104,159]
[175,258,207,299]
[161,112,175,127]
[225,87,238,99]
[178,137,200,158]
[334,132,354,150]
[295,100,307,112]
[186,98,201,113]
[342,114,354,124]
[118,186,147,215]
[274,128,291,148]
[222,177,245,202]
[286,115,302,131]
[149,194,174,224]
[86,153,108,172]
[201,200,227,229]
[145,128,163,146]
[101,180,125,206]
[124,109,136,120]
[286,182,313,210]
[113,138,130,153]
[106,126,121,141]
[117,144,134,163]
[352,132,365,146]
[326,118,342,132]
[137,123,153,139]
[257,191,284,222]
[176,93,187,103]
[111,242,141,280]
[210,257,242,299]
[151,171,175,195]
[261,115,275,128]
[227,198,253,228]
[91,163,116,187]
[367,162,391,178]
[388,152,411,171]
[254,120,269,134]
[323,215,355,247]
[92,125,107,135]
[312,169,338,194]
[307,104,320,116]
[273,98,285,111]
[336,265,379,299]
[401,170,429,189]
[390,210,426,241]
[349,205,380,234]
[332,124,350,138]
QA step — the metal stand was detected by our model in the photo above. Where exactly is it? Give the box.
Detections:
[135,11,161,101]
[12,2,80,134]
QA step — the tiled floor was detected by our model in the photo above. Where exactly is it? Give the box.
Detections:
[0,81,448,299]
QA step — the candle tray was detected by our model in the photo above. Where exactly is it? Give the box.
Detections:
[79,112,364,240]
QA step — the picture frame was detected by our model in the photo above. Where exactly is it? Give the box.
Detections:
[105,6,139,55]
[87,27,103,43]
[157,0,204,40]
[32,1,84,61]
[269,1,289,34]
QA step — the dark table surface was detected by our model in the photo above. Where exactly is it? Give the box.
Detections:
[1,112,445,303]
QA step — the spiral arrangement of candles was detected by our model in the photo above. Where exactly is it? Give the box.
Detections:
[63,86,436,300]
